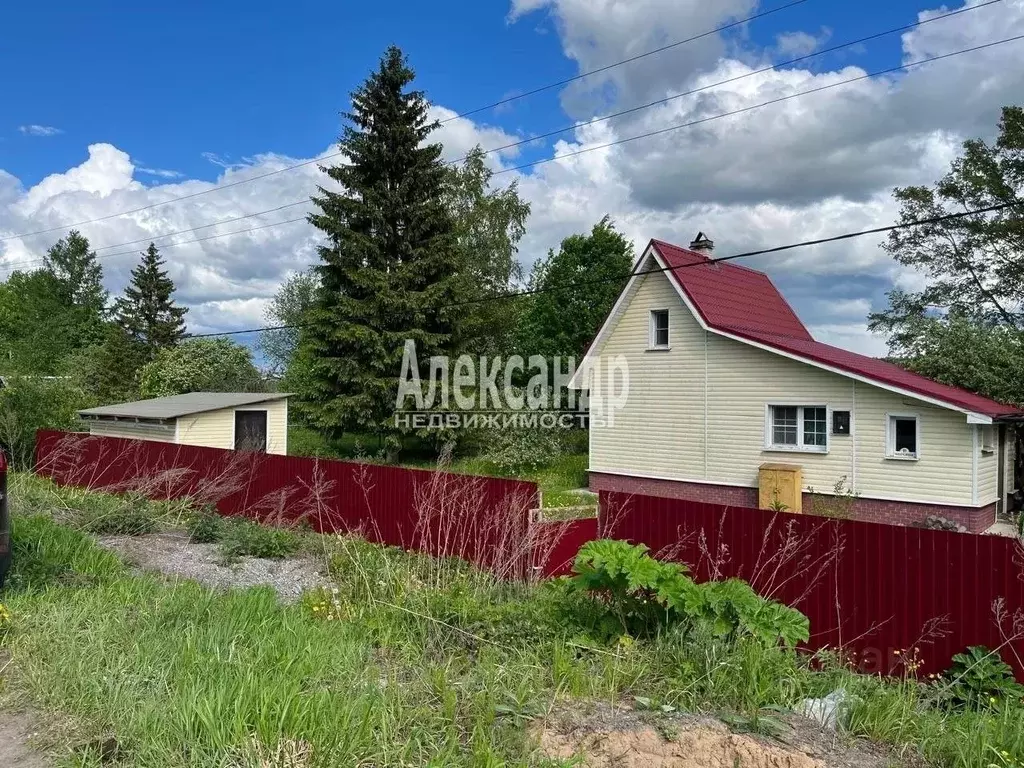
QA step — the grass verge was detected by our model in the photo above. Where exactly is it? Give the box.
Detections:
[1,473,1022,767]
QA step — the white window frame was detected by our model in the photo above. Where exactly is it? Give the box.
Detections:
[648,309,670,350]
[885,412,920,461]
[980,425,996,455]
[764,403,830,454]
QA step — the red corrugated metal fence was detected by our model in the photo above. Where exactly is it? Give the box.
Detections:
[35,430,1024,679]
[600,490,1024,679]
[35,431,541,578]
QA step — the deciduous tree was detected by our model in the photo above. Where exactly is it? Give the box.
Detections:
[44,230,107,347]
[870,105,1024,401]
[446,147,531,356]
[518,216,634,361]
[139,338,262,398]
[258,269,318,378]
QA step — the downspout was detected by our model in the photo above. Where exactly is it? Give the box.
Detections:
[997,423,1007,515]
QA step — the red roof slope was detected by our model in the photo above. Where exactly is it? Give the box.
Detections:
[649,240,1022,418]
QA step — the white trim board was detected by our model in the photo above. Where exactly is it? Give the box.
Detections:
[571,242,992,424]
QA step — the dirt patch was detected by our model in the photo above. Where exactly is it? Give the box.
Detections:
[0,711,51,767]
[97,532,330,603]
[533,702,902,768]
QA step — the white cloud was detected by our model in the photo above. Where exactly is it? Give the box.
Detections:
[2,0,1021,360]
[19,124,63,137]
[773,30,830,58]
[137,167,184,179]
[809,324,890,357]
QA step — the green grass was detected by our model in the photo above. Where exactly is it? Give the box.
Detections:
[4,474,1023,767]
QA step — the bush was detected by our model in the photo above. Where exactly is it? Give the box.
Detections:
[940,646,1024,710]
[218,518,300,560]
[480,425,567,474]
[0,377,89,469]
[567,539,809,648]
[77,493,158,536]
[186,505,224,543]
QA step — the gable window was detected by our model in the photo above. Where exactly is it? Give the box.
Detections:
[767,405,828,452]
[649,309,669,349]
[885,414,919,460]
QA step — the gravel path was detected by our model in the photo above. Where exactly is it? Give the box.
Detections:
[97,532,330,603]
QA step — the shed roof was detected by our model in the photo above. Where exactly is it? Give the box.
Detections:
[644,239,1023,419]
[79,392,291,420]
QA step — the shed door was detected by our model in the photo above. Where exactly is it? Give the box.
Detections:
[234,410,268,453]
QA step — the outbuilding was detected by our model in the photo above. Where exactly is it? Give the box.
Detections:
[78,392,291,454]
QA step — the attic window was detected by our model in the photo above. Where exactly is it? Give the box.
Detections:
[649,310,669,349]
[886,414,919,460]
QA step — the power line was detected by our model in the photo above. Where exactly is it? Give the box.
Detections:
[0,4,1007,274]
[0,0,812,244]
[96,216,311,261]
[493,32,1024,177]
[0,217,311,278]
[185,200,1022,338]
[0,201,312,275]
[480,0,1004,159]
[439,0,813,123]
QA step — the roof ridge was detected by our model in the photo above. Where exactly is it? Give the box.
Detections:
[651,238,771,278]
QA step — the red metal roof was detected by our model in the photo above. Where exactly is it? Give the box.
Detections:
[649,239,1023,418]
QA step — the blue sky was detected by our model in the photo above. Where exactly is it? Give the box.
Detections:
[3,0,917,186]
[1,0,1021,353]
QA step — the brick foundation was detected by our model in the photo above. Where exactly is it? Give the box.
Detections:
[589,472,997,534]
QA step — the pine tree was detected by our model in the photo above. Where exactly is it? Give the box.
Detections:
[114,243,187,358]
[300,46,460,443]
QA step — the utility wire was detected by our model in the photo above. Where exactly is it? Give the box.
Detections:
[0,201,313,275]
[439,0,812,123]
[493,32,1024,177]
[0,0,814,243]
[0,4,1008,274]
[479,0,1004,159]
[184,200,1022,338]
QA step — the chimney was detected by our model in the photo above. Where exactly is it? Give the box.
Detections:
[690,231,714,253]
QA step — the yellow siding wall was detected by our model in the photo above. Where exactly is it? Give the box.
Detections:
[705,331,854,493]
[589,269,979,506]
[88,421,175,443]
[588,271,705,479]
[977,431,998,505]
[1007,428,1017,493]
[264,398,289,455]
[852,383,974,505]
[175,399,288,455]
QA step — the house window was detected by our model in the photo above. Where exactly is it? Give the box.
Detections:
[981,425,996,454]
[886,414,919,460]
[649,310,669,348]
[767,405,828,452]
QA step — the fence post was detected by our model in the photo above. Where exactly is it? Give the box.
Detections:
[0,450,9,588]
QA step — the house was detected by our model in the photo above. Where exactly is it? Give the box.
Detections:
[573,235,1024,534]
[78,392,291,455]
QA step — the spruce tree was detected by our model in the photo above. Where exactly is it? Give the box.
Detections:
[300,46,460,443]
[114,243,187,358]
